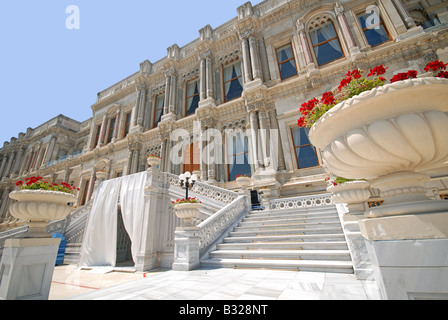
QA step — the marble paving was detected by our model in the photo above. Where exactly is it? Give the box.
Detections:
[62,267,383,300]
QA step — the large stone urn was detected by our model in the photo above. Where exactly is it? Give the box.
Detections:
[147,156,161,167]
[236,176,252,188]
[309,77,448,218]
[173,202,201,230]
[9,190,76,238]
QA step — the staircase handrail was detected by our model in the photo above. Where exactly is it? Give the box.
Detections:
[198,194,250,257]
[269,193,333,211]
[165,172,238,204]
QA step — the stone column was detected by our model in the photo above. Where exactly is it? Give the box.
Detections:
[0,186,11,220]
[0,156,8,178]
[268,109,286,171]
[63,168,72,183]
[200,132,208,182]
[131,149,140,174]
[43,136,57,166]
[169,74,177,114]
[165,141,172,173]
[391,0,416,28]
[206,56,214,99]
[97,115,108,148]
[241,37,253,83]
[126,150,133,175]
[249,111,260,169]
[334,2,360,55]
[199,58,207,101]
[258,111,270,167]
[85,171,96,202]
[160,140,166,172]
[112,108,121,142]
[296,22,314,67]
[248,36,262,80]
[12,146,25,176]
[4,151,16,178]
[137,88,147,127]
[164,75,171,115]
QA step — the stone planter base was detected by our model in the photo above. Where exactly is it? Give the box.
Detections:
[364,237,448,300]
[0,238,61,300]
[360,212,448,299]
[172,229,200,271]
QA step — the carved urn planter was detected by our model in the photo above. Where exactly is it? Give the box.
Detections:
[327,181,371,214]
[309,77,448,217]
[236,176,252,188]
[147,156,161,167]
[95,170,108,181]
[9,190,76,237]
[173,203,201,229]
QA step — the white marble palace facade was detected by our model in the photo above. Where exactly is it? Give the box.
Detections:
[1,0,448,228]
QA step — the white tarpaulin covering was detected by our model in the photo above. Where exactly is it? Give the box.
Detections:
[79,172,147,267]
[120,172,147,264]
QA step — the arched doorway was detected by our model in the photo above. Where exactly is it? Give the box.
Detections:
[116,208,133,266]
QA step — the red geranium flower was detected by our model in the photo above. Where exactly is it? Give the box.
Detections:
[367,65,388,77]
[424,60,448,73]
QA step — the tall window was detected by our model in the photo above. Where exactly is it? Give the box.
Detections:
[291,127,319,169]
[309,20,344,66]
[185,79,200,116]
[93,124,101,147]
[276,44,298,80]
[227,132,251,181]
[153,94,164,127]
[106,116,116,144]
[358,11,391,47]
[123,112,131,137]
[223,60,243,102]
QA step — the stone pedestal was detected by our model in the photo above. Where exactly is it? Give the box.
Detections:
[0,238,61,300]
[172,229,200,271]
[360,212,448,299]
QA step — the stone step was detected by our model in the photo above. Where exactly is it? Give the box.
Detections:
[223,233,347,243]
[201,258,354,274]
[229,226,343,237]
[209,249,352,261]
[244,210,338,221]
[249,206,336,216]
[235,220,342,231]
[217,241,349,251]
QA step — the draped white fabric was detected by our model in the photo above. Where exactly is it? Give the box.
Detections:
[119,172,147,264]
[79,178,122,267]
[78,172,147,267]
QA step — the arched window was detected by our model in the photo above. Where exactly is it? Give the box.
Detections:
[276,43,298,80]
[222,59,243,102]
[309,16,344,66]
[357,9,391,47]
[227,131,251,181]
[185,79,200,116]
[291,127,319,169]
[153,93,164,128]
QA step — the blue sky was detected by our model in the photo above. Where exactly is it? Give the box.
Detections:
[0,0,263,145]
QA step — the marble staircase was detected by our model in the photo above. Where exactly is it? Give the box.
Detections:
[201,205,354,273]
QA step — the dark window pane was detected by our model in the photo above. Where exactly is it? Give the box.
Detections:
[296,145,319,168]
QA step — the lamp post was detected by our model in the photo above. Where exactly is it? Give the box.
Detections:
[179,171,198,199]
